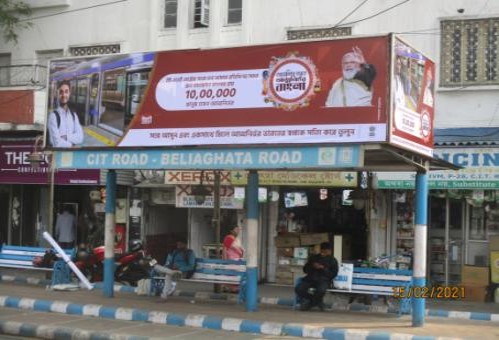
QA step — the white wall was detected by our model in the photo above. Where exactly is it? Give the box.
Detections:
[2,0,498,129]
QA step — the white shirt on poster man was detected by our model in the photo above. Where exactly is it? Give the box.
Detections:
[48,107,84,147]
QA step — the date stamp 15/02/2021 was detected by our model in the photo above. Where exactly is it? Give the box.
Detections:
[392,286,466,299]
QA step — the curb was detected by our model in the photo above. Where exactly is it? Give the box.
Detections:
[3,274,499,323]
[0,320,149,340]
[0,295,455,340]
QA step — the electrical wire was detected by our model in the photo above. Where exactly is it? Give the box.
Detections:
[19,0,128,22]
[332,0,369,28]
[335,0,411,27]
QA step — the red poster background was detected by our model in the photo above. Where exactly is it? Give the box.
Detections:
[131,36,390,130]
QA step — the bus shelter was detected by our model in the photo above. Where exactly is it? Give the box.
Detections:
[45,34,457,326]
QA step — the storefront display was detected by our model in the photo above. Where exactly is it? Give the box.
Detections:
[394,192,414,270]
[429,197,464,285]
[275,233,327,285]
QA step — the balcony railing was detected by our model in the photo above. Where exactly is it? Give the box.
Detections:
[0,64,48,87]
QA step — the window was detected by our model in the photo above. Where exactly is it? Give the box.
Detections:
[193,0,209,28]
[227,0,242,25]
[441,18,499,87]
[164,0,177,28]
[287,27,351,41]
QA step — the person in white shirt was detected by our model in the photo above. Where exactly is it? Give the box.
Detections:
[55,206,77,249]
[48,80,84,147]
[325,46,377,107]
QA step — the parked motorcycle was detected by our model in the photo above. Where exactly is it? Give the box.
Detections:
[114,240,151,286]
[74,239,149,286]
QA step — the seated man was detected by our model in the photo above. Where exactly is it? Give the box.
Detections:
[295,242,339,311]
[153,240,195,301]
[165,240,196,279]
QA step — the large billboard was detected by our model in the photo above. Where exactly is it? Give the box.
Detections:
[45,36,390,149]
[390,37,435,156]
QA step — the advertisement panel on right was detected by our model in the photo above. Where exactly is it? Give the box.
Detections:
[390,37,435,157]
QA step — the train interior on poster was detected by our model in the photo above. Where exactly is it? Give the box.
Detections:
[48,53,154,137]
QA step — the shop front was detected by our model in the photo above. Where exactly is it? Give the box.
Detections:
[139,169,363,283]
[0,140,101,246]
[374,146,499,286]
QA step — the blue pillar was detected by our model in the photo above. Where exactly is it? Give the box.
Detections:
[104,170,117,298]
[413,171,428,326]
[246,170,259,312]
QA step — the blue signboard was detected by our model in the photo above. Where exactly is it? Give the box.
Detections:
[54,146,362,170]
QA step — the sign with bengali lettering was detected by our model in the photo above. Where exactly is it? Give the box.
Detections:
[164,170,357,187]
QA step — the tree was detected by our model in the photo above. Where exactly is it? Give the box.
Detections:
[0,0,32,44]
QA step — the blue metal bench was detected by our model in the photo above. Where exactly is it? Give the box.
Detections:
[150,257,247,303]
[295,267,413,315]
[0,244,73,286]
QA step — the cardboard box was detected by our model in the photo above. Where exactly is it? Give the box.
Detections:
[277,247,294,258]
[293,247,309,259]
[462,265,489,286]
[299,233,329,246]
[291,258,306,266]
[275,234,300,247]
[278,257,292,265]
[489,235,499,252]
[463,285,488,302]
[491,251,499,284]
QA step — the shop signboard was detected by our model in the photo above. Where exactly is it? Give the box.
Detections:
[389,38,435,157]
[45,36,392,149]
[165,170,234,185]
[164,170,357,187]
[175,185,243,209]
[0,141,99,185]
[374,148,499,189]
[54,145,362,170]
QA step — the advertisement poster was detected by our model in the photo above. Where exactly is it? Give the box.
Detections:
[45,36,390,149]
[390,38,435,156]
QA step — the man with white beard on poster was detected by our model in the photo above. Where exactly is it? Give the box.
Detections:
[325,46,377,107]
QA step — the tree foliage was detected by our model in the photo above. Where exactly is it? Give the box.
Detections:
[0,0,32,43]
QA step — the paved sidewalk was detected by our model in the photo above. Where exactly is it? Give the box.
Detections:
[0,278,498,339]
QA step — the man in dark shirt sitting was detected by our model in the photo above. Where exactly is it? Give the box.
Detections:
[295,242,339,311]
